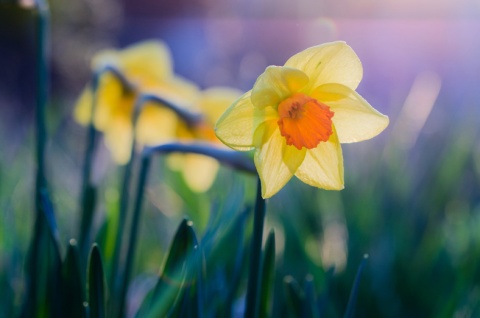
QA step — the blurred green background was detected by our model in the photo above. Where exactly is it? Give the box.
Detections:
[1,0,480,317]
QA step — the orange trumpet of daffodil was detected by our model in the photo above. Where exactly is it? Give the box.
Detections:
[215,41,389,198]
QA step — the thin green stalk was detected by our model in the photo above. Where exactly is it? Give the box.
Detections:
[244,177,266,318]
[78,72,100,259]
[109,103,138,317]
[344,254,369,318]
[23,1,50,316]
[34,0,49,199]
[78,65,134,258]
[144,143,256,174]
[117,154,151,318]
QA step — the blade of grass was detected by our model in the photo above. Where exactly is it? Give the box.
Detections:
[21,190,62,318]
[284,275,305,317]
[223,208,250,316]
[40,190,62,318]
[88,244,107,318]
[303,275,320,318]
[61,239,85,318]
[344,254,369,318]
[145,219,198,318]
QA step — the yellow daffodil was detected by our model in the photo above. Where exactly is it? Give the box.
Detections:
[168,87,243,192]
[215,41,389,198]
[74,41,200,164]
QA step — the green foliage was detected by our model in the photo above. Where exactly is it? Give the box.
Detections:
[88,244,107,318]
[61,240,85,318]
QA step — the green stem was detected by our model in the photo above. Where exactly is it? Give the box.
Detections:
[109,110,137,317]
[244,177,266,318]
[78,65,134,260]
[78,72,100,259]
[144,142,256,174]
[344,254,369,318]
[23,1,49,316]
[117,154,151,318]
[35,0,49,203]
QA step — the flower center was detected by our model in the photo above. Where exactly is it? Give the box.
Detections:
[277,93,334,150]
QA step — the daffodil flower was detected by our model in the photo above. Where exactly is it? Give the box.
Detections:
[167,87,243,192]
[74,41,200,164]
[215,41,389,198]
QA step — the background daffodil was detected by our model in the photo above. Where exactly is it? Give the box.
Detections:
[167,87,243,192]
[74,40,200,164]
[215,41,389,198]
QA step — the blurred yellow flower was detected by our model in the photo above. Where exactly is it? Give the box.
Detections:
[74,41,199,164]
[215,41,389,198]
[168,87,243,192]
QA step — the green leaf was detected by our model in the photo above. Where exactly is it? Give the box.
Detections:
[140,219,198,318]
[303,275,320,318]
[181,228,204,318]
[21,190,62,318]
[284,276,305,317]
[87,244,107,318]
[222,208,250,315]
[61,239,85,318]
[344,254,368,318]
[259,230,276,318]
[79,184,97,259]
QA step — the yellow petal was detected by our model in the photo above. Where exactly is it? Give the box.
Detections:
[251,66,309,109]
[215,91,277,151]
[146,75,200,108]
[94,41,174,86]
[94,74,130,130]
[74,86,94,126]
[182,154,220,192]
[198,87,243,125]
[73,73,128,130]
[284,41,363,92]
[295,128,344,190]
[136,102,179,146]
[103,113,134,165]
[253,120,306,198]
[311,83,389,143]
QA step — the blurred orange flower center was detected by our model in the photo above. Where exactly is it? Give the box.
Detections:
[277,93,334,150]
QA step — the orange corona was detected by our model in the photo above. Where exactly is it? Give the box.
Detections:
[277,93,334,150]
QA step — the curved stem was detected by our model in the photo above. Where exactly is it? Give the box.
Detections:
[244,177,266,318]
[144,142,256,174]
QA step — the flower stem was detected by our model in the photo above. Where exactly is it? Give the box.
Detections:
[78,65,132,258]
[109,130,136,317]
[35,0,49,203]
[23,1,50,316]
[78,72,100,260]
[244,177,266,318]
[117,154,151,318]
